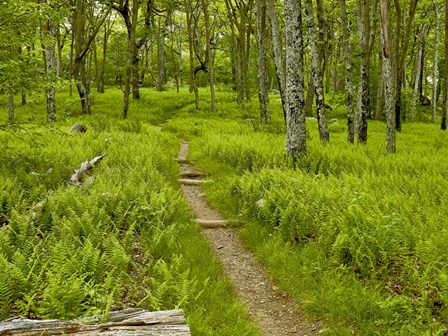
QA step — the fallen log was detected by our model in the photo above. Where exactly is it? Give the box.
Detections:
[69,154,107,185]
[0,308,191,335]
[196,219,227,228]
[178,179,209,186]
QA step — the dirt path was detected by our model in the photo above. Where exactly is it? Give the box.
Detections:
[176,140,319,336]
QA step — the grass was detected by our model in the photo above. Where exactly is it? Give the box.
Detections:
[0,87,259,335]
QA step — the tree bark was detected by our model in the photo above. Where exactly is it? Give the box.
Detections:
[44,18,57,123]
[442,2,448,130]
[432,2,441,124]
[355,0,372,144]
[98,20,113,93]
[185,0,200,109]
[73,1,110,115]
[284,0,307,160]
[375,50,384,120]
[256,0,270,123]
[394,0,419,131]
[157,17,166,91]
[380,0,395,153]
[339,0,355,142]
[122,0,138,118]
[411,25,427,120]
[200,0,217,112]
[304,0,329,142]
[8,89,14,122]
[224,0,254,105]
[304,73,314,117]
[266,0,287,123]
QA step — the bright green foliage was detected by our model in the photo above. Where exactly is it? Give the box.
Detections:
[0,88,259,335]
[166,95,448,335]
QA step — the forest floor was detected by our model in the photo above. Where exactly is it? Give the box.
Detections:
[175,139,319,336]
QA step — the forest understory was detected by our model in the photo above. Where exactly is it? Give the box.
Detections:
[1,88,448,335]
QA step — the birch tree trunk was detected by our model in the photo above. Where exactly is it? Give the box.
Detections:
[284,0,306,160]
[441,2,448,130]
[266,0,286,122]
[256,0,270,123]
[304,0,329,143]
[380,0,395,153]
[339,0,355,143]
[432,3,440,124]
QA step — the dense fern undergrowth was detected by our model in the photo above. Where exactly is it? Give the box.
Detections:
[2,87,447,335]
[0,88,259,335]
[165,95,448,335]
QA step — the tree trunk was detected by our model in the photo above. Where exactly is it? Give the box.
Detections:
[284,0,306,160]
[8,89,14,122]
[73,0,109,115]
[380,0,395,152]
[55,23,62,77]
[394,0,419,131]
[93,41,100,93]
[122,0,139,119]
[442,2,448,130]
[201,0,217,112]
[356,0,372,144]
[132,50,140,99]
[256,0,270,123]
[304,74,314,117]
[178,19,184,88]
[98,28,109,93]
[21,91,27,106]
[266,0,287,123]
[432,3,440,124]
[185,0,200,109]
[45,19,57,123]
[411,26,426,121]
[156,18,166,91]
[304,0,329,142]
[69,26,74,97]
[339,0,355,142]
[375,50,384,120]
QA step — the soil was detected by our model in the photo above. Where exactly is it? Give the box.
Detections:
[176,140,320,336]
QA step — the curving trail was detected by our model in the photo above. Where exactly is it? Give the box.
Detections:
[176,140,319,336]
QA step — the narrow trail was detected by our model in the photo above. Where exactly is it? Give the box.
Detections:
[176,140,319,336]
